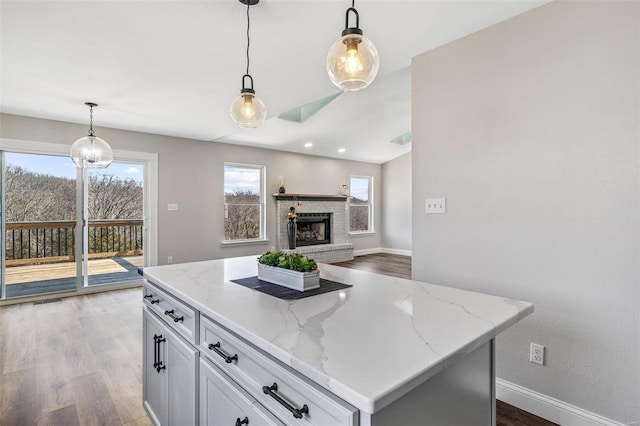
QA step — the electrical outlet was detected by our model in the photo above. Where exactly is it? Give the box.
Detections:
[530,343,545,365]
[167,256,173,264]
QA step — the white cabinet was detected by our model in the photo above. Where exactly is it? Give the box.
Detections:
[143,308,167,426]
[199,315,358,426]
[200,357,284,426]
[143,279,357,426]
[143,307,198,425]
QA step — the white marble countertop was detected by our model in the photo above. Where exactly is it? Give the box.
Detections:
[143,256,533,414]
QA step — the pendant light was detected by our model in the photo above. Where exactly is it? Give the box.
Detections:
[230,0,266,128]
[70,102,113,168]
[326,0,379,91]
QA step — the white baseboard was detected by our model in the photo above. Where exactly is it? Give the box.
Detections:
[496,379,627,426]
[353,248,384,256]
[381,248,412,256]
[353,248,412,257]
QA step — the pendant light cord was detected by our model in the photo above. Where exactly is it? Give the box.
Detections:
[245,1,250,76]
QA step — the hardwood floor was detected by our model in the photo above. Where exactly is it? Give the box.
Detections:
[333,252,412,280]
[0,288,151,426]
[1,254,557,426]
[497,401,559,426]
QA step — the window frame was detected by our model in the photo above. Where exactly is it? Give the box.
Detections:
[349,174,374,234]
[223,162,266,243]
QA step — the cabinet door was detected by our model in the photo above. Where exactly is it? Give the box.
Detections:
[143,308,168,426]
[167,324,199,425]
[200,358,284,426]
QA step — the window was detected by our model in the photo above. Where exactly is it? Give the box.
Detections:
[349,175,373,233]
[224,163,265,241]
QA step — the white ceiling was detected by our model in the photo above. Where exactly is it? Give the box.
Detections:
[0,0,548,164]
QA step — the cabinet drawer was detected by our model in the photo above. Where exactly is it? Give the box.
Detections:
[200,357,284,426]
[144,281,198,345]
[200,316,358,426]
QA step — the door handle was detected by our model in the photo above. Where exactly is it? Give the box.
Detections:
[154,334,166,373]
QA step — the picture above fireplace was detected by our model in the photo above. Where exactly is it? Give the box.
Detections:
[296,213,331,246]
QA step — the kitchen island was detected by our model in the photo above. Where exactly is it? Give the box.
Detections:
[142,256,533,425]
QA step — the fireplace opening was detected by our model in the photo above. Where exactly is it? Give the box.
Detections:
[296,213,331,246]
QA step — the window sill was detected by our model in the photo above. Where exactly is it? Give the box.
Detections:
[221,239,269,247]
[349,231,376,236]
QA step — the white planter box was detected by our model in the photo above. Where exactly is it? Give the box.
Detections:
[257,263,320,292]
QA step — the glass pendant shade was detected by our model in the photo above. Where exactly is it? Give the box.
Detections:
[70,102,113,168]
[70,135,113,168]
[327,33,379,91]
[230,91,266,128]
[230,1,266,128]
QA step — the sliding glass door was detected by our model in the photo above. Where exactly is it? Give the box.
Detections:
[84,162,145,287]
[2,152,78,297]
[1,149,149,300]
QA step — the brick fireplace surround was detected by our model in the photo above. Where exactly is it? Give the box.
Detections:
[274,194,354,263]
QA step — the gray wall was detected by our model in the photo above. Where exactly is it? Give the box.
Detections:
[0,113,382,264]
[381,152,411,252]
[412,1,639,423]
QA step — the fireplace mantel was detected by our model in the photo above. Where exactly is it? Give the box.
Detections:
[273,194,348,202]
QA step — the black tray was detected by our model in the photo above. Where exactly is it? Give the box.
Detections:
[230,276,352,300]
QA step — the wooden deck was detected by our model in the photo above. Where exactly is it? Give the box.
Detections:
[4,256,143,298]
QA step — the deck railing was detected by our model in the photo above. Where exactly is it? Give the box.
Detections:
[5,219,143,266]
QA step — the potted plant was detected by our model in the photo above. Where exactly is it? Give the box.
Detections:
[257,251,320,291]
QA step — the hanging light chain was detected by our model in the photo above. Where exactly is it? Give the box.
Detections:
[88,104,95,136]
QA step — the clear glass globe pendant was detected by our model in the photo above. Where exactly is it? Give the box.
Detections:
[70,102,113,168]
[230,74,266,128]
[326,4,379,91]
[70,135,113,168]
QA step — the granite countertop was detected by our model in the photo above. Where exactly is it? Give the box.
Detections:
[143,256,533,414]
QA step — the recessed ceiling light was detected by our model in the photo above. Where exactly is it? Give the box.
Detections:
[304,142,313,148]
[338,148,346,153]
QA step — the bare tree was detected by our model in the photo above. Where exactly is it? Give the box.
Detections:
[88,174,143,219]
[225,190,261,240]
[350,196,370,232]
[4,167,143,261]
[4,165,76,221]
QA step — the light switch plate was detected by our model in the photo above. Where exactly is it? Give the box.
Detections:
[167,203,179,211]
[425,198,446,214]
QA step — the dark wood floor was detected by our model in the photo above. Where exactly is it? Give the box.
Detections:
[334,252,412,280]
[335,253,558,426]
[0,253,557,426]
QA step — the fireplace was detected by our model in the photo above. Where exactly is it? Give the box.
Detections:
[296,213,331,246]
[274,194,353,263]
